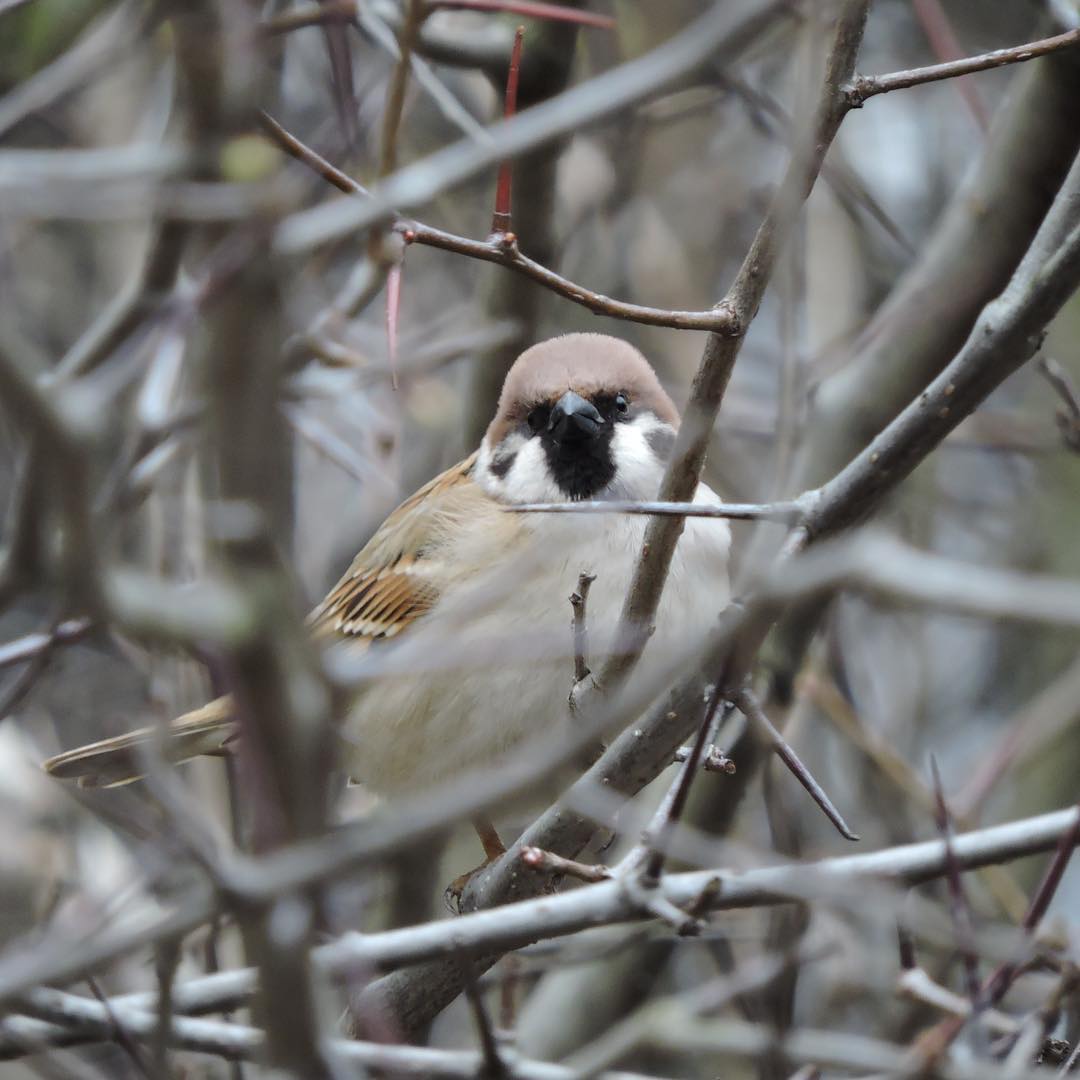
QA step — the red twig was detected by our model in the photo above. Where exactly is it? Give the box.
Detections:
[491,25,524,237]
[915,805,1080,1062]
[261,110,738,333]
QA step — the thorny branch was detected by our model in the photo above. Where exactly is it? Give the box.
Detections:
[261,110,741,332]
[4,2,1080,1076]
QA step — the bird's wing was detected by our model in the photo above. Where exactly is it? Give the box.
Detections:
[307,452,487,644]
[43,454,495,786]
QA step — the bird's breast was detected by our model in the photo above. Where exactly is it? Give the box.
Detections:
[342,496,730,794]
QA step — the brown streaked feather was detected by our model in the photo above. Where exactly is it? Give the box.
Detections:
[307,452,482,643]
[43,454,490,787]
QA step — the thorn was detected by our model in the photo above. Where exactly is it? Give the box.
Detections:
[736,688,860,842]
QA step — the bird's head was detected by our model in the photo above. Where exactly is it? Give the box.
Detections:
[476,333,679,503]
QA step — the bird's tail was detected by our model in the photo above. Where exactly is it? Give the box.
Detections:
[42,697,236,788]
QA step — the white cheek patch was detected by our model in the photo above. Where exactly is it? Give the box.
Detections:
[504,438,564,503]
[604,418,670,500]
[475,435,562,503]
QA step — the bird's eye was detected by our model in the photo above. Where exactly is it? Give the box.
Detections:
[527,406,549,434]
[615,393,630,415]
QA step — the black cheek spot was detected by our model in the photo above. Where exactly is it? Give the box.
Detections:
[489,451,517,479]
[645,425,676,462]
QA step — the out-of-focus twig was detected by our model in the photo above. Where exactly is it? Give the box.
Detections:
[930,759,981,1003]
[3,805,1079,1034]
[261,110,741,332]
[274,0,793,252]
[1038,356,1080,451]
[509,498,806,522]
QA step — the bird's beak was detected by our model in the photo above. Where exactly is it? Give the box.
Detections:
[547,390,603,444]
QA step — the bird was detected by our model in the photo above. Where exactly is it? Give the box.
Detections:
[43,332,731,871]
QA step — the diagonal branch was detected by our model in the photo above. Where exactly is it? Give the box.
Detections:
[274,0,794,252]
[593,0,871,699]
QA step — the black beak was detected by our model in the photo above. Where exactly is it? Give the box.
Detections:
[547,390,603,444]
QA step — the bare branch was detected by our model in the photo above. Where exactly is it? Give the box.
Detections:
[846,27,1080,104]
[275,0,793,252]
[3,806,1078,1026]
[261,111,741,332]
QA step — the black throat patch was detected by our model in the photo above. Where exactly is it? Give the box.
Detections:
[541,429,616,500]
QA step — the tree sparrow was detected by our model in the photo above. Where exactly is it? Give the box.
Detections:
[44,333,731,861]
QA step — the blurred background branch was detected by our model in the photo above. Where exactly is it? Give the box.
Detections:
[1,1,1079,1078]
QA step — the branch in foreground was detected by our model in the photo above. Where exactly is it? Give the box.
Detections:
[7,988,655,1078]
[507,499,806,522]
[3,805,1077,1045]
[593,0,871,699]
[3,987,1048,1080]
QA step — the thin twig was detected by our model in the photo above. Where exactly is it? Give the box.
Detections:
[520,847,610,884]
[263,0,614,34]
[509,498,805,522]
[431,0,615,28]
[909,0,988,129]
[930,758,980,1003]
[85,977,153,1078]
[461,959,509,1078]
[897,968,1018,1037]
[640,691,727,881]
[261,109,741,332]
[379,0,424,177]
[672,744,736,774]
[570,571,597,685]
[1038,355,1080,450]
[845,26,1080,105]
